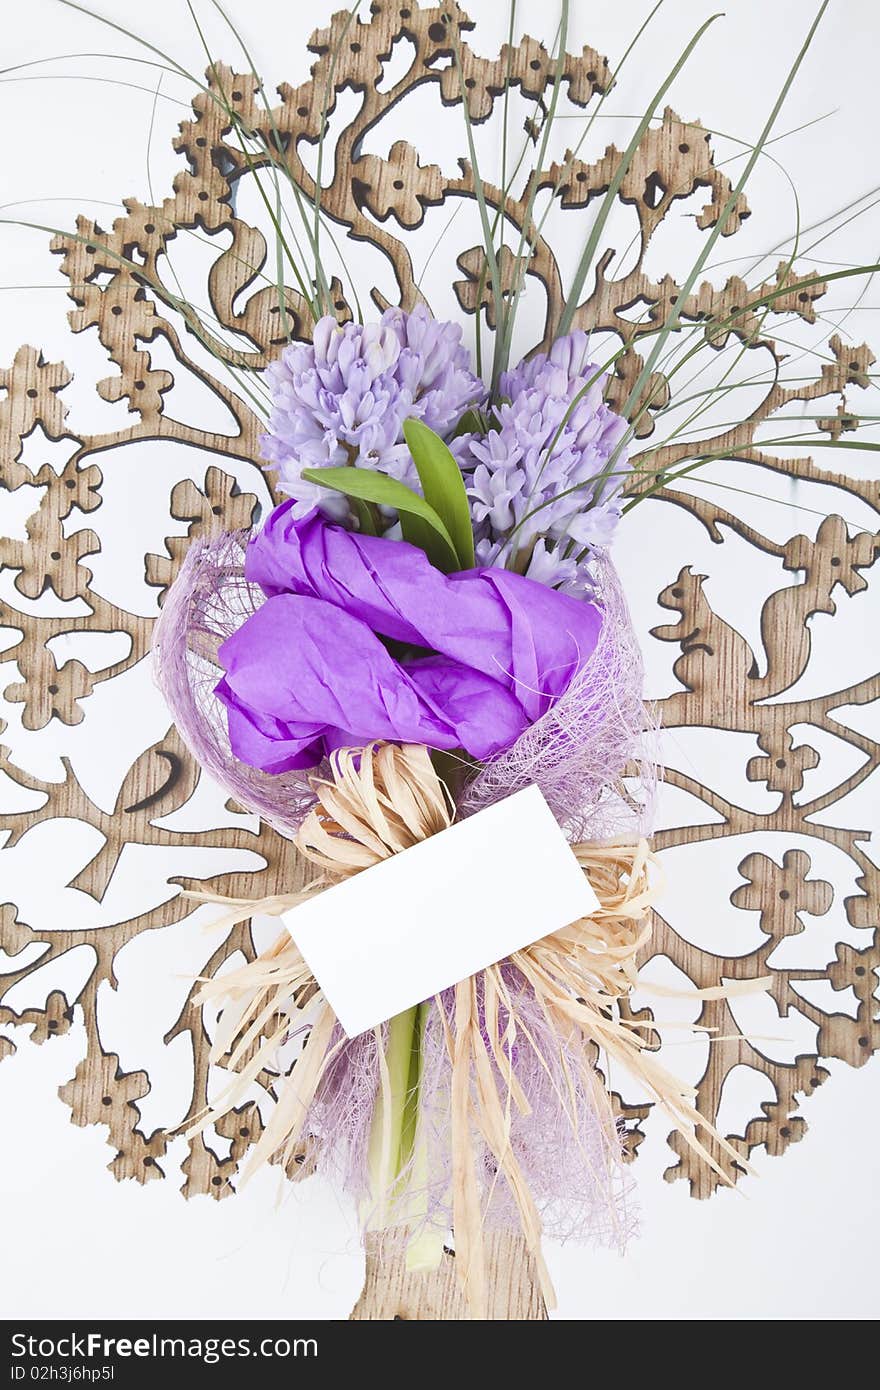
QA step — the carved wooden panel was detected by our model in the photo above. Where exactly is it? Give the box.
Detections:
[1,1,877,1318]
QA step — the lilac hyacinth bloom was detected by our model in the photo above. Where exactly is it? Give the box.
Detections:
[260,305,484,517]
[460,331,630,593]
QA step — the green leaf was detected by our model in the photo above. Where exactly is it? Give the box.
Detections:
[300,465,460,571]
[350,497,379,536]
[397,511,445,564]
[402,418,476,569]
[451,407,489,439]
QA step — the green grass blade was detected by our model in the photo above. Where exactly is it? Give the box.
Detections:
[621,1,831,422]
[313,3,360,316]
[493,2,569,382]
[452,33,504,385]
[556,13,722,339]
[525,1,665,272]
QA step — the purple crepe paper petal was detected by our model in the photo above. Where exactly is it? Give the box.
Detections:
[217,590,528,768]
[221,503,603,771]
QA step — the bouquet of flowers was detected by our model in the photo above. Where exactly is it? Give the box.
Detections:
[3,0,877,1327]
[154,307,747,1314]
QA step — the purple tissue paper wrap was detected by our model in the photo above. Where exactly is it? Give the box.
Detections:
[214,501,603,772]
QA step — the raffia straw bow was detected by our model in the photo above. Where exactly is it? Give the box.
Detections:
[184,742,760,1319]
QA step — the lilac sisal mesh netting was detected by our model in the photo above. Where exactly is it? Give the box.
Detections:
[299,972,637,1247]
[153,531,317,835]
[153,530,654,1248]
[461,555,657,841]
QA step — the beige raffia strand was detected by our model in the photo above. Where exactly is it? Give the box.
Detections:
[185,742,766,1319]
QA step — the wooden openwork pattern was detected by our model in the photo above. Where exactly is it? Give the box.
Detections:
[0,0,877,1229]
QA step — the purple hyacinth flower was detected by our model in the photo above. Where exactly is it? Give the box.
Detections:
[460,330,630,592]
[260,306,484,516]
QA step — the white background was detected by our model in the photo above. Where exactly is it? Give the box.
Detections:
[0,0,878,1320]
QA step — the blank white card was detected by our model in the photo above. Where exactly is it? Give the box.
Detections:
[282,784,599,1038]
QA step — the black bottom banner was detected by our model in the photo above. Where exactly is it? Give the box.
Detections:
[2,1316,547,1378]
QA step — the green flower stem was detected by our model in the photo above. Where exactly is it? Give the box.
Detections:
[397,1001,424,1181]
[366,1001,445,1272]
[366,1004,420,1227]
[403,1002,446,1274]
